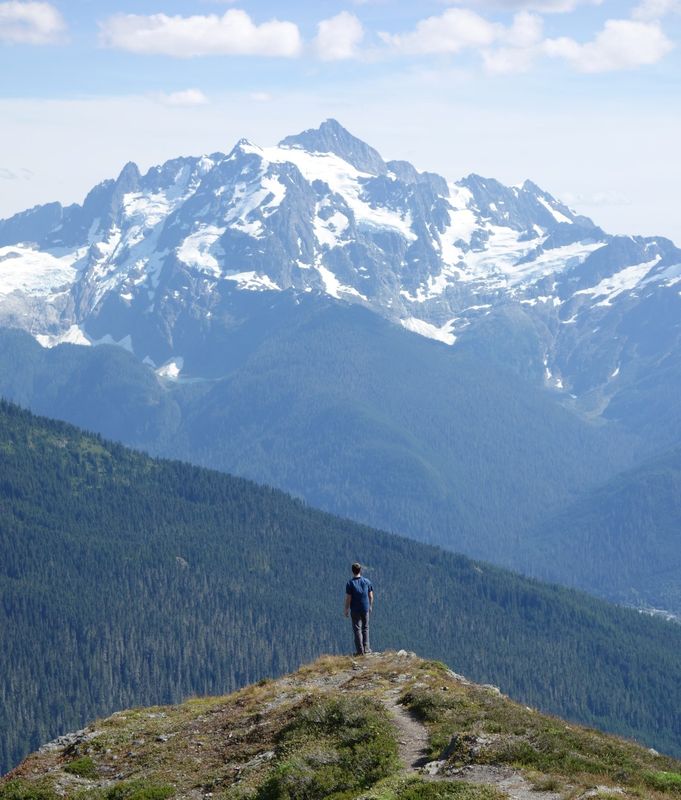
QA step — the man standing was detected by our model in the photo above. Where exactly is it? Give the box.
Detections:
[344,562,374,655]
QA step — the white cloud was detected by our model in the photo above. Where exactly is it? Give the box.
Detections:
[250,91,274,102]
[99,9,302,58]
[381,8,544,72]
[374,5,675,75]
[0,1,65,44]
[483,44,537,72]
[313,11,364,60]
[545,19,674,72]
[156,89,209,107]
[504,10,543,47]
[482,12,544,72]
[380,8,500,54]
[632,0,681,20]
[446,0,602,12]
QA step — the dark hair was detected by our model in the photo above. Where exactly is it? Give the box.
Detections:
[352,562,361,575]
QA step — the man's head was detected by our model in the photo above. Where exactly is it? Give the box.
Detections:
[352,562,361,576]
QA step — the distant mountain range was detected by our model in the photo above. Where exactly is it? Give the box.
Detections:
[0,120,680,610]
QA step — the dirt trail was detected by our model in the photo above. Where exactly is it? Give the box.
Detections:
[449,766,565,800]
[383,690,430,772]
[382,687,566,799]
[328,655,570,799]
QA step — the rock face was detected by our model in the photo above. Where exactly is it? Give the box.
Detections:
[4,652,681,800]
[1,118,680,427]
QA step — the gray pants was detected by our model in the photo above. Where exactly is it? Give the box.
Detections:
[351,610,370,655]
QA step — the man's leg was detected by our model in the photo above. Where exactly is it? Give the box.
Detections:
[362,611,370,654]
[351,611,364,655]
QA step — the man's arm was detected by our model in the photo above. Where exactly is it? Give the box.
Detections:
[344,592,351,617]
[368,590,374,611]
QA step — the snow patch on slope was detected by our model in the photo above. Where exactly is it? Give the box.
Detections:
[463,230,603,289]
[316,264,367,300]
[537,196,572,225]
[177,225,225,275]
[123,192,173,231]
[260,174,287,213]
[314,206,350,248]
[223,271,281,291]
[157,357,184,380]
[36,325,91,348]
[643,262,681,288]
[400,271,454,303]
[400,316,457,345]
[576,257,661,307]
[0,245,82,297]
[246,143,417,241]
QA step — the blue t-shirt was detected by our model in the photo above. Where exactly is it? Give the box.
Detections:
[346,576,373,613]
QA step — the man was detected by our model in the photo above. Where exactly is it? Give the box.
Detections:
[344,562,374,655]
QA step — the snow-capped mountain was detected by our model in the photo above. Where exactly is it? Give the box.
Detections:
[3,120,681,613]
[1,119,680,407]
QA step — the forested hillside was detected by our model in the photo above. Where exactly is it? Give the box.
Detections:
[523,446,681,611]
[3,400,681,775]
[0,299,634,566]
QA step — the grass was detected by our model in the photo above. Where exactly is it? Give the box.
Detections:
[256,695,400,800]
[394,782,505,800]
[527,774,563,792]
[104,781,174,800]
[63,757,98,780]
[337,774,504,800]
[0,781,58,800]
[645,771,681,792]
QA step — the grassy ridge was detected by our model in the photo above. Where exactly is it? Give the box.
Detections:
[4,653,681,800]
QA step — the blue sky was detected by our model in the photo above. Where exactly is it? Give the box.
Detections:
[1,0,680,241]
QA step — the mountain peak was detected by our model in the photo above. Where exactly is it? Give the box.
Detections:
[7,650,680,799]
[521,178,548,197]
[116,161,140,183]
[279,118,387,175]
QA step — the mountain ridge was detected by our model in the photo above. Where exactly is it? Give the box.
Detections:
[5,651,681,800]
